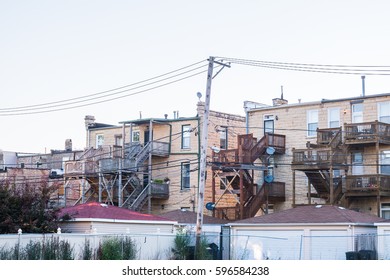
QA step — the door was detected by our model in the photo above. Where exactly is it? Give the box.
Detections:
[144,130,150,144]
[263,115,275,135]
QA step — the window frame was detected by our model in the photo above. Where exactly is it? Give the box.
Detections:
[132,131,140,143]
[307,109,318,137]
[381,203,390,219]
[378,101,390,124]
[96,134,104,148]
[181,125,191,149]
[352,103,363,123]
[328,107,340,128]
[219,126,228,150]
[181,162,191,190]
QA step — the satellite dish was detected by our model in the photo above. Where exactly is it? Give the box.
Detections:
[211,146,220,153]
[264,174,274,183]
[266,147,275,155]
[197,92,202,100]
[206,202,215,211]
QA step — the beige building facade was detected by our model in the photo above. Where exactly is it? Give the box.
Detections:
[64,102,246,215]
[246,93,390,217]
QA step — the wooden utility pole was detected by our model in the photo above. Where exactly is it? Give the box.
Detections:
[195,57,214,255]
[195,56,230,258]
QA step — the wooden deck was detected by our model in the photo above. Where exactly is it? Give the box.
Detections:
[345,174,390,197]
[345,121,390,145]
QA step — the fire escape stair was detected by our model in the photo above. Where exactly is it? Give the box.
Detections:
[214,133,286,220]
[304,170,344,204]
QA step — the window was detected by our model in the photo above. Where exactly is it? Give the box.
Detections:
[381,203,390,219]
[96,134,104,148]
[328,108,340,128]
[378,102,390,123]
[352,152,364,175]
[307,110,318,137]
[352,103,363,123]
[115,135,123,146]
[132,131,140,142]
[181,125,191,149]
[219,126,228,150]
[380,150,390,175]
[181,162,190,190]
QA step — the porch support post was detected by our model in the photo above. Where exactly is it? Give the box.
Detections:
[292,170,296,207]
[239,169,244,219]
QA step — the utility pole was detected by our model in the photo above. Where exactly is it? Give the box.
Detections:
[195,56,230,258]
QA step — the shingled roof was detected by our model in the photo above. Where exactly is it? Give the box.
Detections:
[59,202,174,222]
[159,209,227,224]
[231,205,388,225]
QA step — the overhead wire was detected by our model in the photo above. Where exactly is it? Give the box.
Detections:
[0,60,226,116]
[216,57,390,75]
[0,60,207,112]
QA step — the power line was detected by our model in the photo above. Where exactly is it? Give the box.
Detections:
[0,60,226,116]
[216,57,390,75]
[0,60,207,112]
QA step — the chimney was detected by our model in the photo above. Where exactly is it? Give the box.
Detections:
[84,115,95,129]
[272,97,288,106]
[65,139,72,151]
[272,87,288,106]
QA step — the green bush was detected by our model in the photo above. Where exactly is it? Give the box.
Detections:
[97,236,137,260]
[23,240,42,260]
[80,238,94,260]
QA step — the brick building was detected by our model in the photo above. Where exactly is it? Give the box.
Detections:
[246,93,390,217]
[64,102,246,215]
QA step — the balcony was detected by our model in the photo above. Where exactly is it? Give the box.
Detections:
[292,147,347,170]
[150,182,169,199]
[345,121,390,145]
[345,174,390,197]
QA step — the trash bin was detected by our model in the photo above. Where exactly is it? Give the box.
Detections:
[346,251,359,260]
[358,250,376,260]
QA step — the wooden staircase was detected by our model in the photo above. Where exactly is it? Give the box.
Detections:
[213,133,286,220]
[291,127,347,205]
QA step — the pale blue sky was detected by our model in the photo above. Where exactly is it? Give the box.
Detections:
[1,0,390,153]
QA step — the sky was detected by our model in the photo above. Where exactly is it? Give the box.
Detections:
[1,0,390,153]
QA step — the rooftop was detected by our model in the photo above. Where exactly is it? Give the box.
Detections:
[230,205,388,225]
[159,209,227,224]
[59,202,174,222]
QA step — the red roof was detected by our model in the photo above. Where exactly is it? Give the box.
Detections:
[159,209,227,224]
[232,205,388,224]
[59,202,174,222]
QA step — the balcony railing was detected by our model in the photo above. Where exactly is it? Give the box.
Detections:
[150,182,169,199]
[212,133,286,167]
[345,121,390,144]
[292,148,346,168]
[317,127,342,148]
[346,174,390,195]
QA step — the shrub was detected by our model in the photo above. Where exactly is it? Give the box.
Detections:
[97,236,137,260]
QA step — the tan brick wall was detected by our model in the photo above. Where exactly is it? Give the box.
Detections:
[247,94,390,213]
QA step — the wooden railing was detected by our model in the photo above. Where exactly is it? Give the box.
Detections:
[345,121,390,144]
[212,133,286,166]
[316,127,342,146]
[292,147,346,166]
[346,174,390,194]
